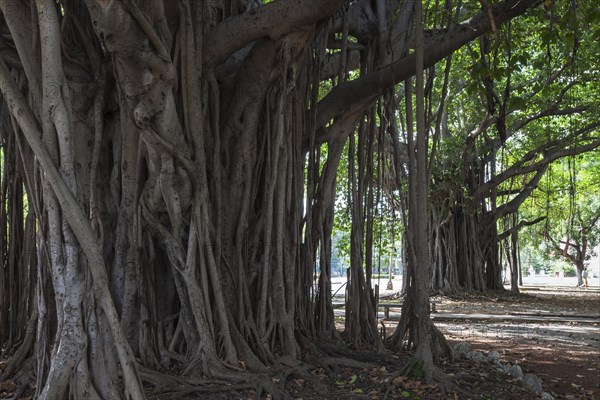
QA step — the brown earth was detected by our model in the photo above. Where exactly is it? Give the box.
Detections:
[436,287,600,400]
[237,287,600,399]
[280,287,600,399]
[1,287,598,399]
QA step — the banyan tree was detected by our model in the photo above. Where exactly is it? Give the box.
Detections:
[2,0,597,398]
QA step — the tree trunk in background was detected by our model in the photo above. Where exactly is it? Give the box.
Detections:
[576,261,585,286]
[388,2,451,380]
[430,194,502,293]
[509,229,520,293]
[411,0,436,378]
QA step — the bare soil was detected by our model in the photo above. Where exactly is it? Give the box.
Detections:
[285,287,600,399]
[1,287,598,399]
[436,287,600,399]
[223,287,600,399]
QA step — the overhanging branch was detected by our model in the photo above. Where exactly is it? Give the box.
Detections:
[475,123,600,198]
[204,0,344,67]
[495,164,548,219]
[512,106,586,132]
[492,135,600,220]
[498,216,546,240]
[315,0,542,129]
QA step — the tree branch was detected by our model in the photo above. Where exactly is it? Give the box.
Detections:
[585,213,600,232]
[546,234,583,266]
[492,133,600,220]
[474,123,600,198]
[512,106,586,132]
[320,50,361,80]
[495,164,548,219]
[498,216,546,240]
[551,240,576,263]
[315,0,542,129]
[204,0,344,67]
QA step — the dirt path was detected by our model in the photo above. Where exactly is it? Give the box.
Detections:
[435,288,600,399]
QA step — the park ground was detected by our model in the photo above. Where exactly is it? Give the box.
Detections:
[295,286,599,399]
[435,286,600,399]
[287,284,599,399]
[1,285,598,399]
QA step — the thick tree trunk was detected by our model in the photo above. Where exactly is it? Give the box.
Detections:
[430,200,502,293]
[575,261,585,286]
[507,229,520,294]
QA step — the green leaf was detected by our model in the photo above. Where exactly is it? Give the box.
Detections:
[401,391,411,398]
[349,374,358,384]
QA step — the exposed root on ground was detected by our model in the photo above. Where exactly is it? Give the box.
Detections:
[140,365,293,399]
[429,365,477,399]
[137,338,395,399]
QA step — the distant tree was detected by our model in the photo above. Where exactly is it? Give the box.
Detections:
[523,152,600,285]
[425,0,600,293]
